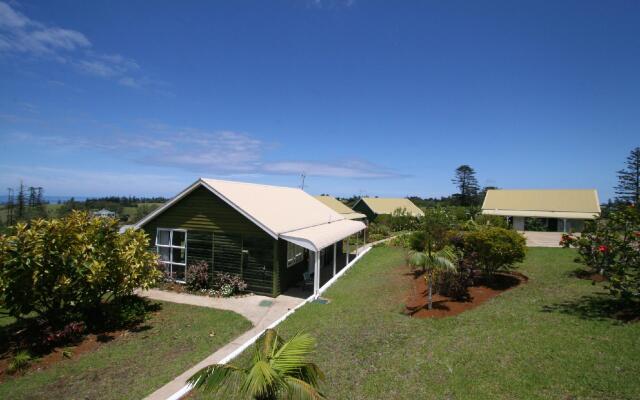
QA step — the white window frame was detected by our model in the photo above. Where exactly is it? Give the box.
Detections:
[156,228,188,283]
[286,241,304,268]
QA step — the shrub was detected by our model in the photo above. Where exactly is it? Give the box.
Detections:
[473,214,508,229]
[437,265,472,300]
[375,208,421,232]
[208,272,248,297]
[7,350,32,374]
[0,211,162,327]
[186,260,211,291]
[386,233,412,249]
[409,231,426,251]
[462,227,526,276]
[563,206,640,302]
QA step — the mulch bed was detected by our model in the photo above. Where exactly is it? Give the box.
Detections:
[405,270,527,318]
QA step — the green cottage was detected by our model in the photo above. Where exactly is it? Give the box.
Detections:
[134,178,366,297]
[352,197,425,221]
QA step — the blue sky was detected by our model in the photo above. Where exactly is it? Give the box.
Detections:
[1,0,638,200]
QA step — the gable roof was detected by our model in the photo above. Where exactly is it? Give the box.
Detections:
[354,197,424,217]
[135,178,365,251]
[314,195,366,220]
[482,189,601,219]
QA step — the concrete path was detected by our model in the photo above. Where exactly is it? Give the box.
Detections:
[140,290,304,400]
[521,231,577,247]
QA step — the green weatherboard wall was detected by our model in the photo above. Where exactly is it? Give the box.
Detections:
[142,185,306,296]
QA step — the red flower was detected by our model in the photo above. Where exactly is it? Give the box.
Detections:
[634,231,640,238]
[598,245,608,253]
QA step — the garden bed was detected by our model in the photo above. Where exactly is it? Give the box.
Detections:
[404,270,527,318]
[0,300,251,400]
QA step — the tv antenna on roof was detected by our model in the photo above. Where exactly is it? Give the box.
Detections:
[300,172,306,191]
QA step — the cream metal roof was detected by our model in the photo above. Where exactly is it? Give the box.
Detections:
[314,195,366,220]
[281,219,365,252]
[135,178,365,252]
[481,189,601,219]
[356,197,425,217]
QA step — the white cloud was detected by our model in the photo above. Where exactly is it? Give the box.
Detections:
[4,124,403,179]
[0,1,148,88]
[263,160,399,178]
[0,164,188,196]
[0,2,29,28]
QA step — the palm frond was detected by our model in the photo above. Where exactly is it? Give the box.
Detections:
[241,359,284,399]
[292,362,325,388]
[408,251,427,268]
[187,363,244,395]
[283,376,326,400]
[271,331,316,375]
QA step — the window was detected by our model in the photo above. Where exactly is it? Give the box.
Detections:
[286,242,304,267]
[156,228,187,282]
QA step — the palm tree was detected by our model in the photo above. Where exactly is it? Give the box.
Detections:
[188,329,325,400]
[408,246,458,310]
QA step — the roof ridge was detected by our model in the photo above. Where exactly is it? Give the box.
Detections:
[201,177,301,191]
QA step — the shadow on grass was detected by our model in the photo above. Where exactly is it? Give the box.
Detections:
[541,293,640,323]
[0,295,163,360]
[568,268,606,282]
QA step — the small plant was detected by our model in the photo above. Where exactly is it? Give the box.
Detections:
[7,350,32,374]
[43,321,86,346]
[208,272,248,297]
[188,329,325,399]
[186,260,211,291]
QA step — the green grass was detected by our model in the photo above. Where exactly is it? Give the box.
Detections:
[0,301,252,400]
[195,246,640,400]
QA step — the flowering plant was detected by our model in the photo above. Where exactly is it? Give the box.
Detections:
[564,206,640,302]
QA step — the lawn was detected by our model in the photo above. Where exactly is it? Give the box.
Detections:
[194,246,640,399]
[0,301,252,400]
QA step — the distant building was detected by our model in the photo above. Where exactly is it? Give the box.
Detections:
[93,208,116,218]
[481,189,601,232]
[314,195,366,221]
[352,197,425,221]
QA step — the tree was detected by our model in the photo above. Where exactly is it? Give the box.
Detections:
[16,181,25,220]
[0,211,161,327]
[6,188,14,226]
[408,247,458,310]
[615,147,640,206]
[452,165,480,206]
[408,208,458,310]
[188,329,325,400]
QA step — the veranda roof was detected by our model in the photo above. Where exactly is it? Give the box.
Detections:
[355,197,425,217]
[314,195,366,220]
[481,189,601,219]
[135,178,365,251]
[280,219,365,252]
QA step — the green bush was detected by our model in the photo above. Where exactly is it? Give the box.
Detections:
[462,227,526,276]
[473,214,509,229]
[562,205,640,302]
[375,208,421,232]
[0,211,161,327]
[385,233,412,249]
